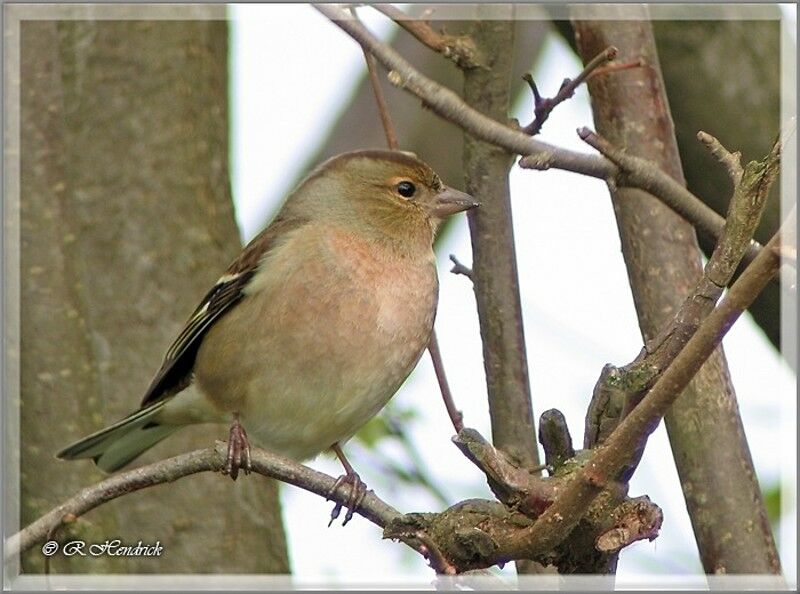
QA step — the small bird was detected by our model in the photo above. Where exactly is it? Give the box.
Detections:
[57,149,477,522]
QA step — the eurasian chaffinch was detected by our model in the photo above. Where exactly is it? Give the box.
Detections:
[58,149,477,520]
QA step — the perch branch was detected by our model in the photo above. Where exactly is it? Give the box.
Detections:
[5,443,416,561]
[10,429,660,574]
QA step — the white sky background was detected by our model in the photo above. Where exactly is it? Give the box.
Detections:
[229,4,796,587]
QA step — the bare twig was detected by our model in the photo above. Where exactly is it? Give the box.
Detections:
[365,50,400,149]
[428,330,464,433]
[372,4,480,69]
[448,254,473,280]
[314,4,766,268]
[350,6,399,149]
[697,130,744,185]
[576,126,762,265]
[586,57,646,81]
[521,46,617,136]
[315,4,611,176]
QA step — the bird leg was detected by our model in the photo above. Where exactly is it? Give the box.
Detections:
[224,413,251,481]
[326,443,367,526]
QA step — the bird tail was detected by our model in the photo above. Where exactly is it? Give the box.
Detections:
[56,400,179,473]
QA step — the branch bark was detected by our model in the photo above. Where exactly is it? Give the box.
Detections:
[372,4,481,69]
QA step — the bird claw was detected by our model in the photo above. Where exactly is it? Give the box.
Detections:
[326,471,367,526]
[224,418,251,481]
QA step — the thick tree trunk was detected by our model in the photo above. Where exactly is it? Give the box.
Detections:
[19,18,289,573]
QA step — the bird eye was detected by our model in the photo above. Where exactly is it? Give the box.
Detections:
[396,181,416,198]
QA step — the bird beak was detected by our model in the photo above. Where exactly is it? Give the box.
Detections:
[431,186,480,218]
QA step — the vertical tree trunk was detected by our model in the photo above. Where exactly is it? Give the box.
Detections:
[572,8,780,575]
[463,15,538,471]
[462,9,544,576]
[19,17,289,573]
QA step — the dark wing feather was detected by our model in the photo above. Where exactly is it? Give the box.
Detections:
[139,271,253,407]
[139,215,307,408]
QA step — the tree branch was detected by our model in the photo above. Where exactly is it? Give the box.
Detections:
[371,4,481,69]
[448,254,474,280]
[9,429,659,575]
[5,443,413,562]
[462,15,540,474]
[576,126,761,265]
[697,130,744,186]
[427,330,464,433]
[350,6,399,151]
[315,4,609,175]
[313,4,766,269]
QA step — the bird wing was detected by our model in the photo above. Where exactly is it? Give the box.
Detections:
[139,215,307,408]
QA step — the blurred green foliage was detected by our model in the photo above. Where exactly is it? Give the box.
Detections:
[762,483,782,526]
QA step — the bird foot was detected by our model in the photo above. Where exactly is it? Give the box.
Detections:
[326,471,367,526]
[224,418,251,481]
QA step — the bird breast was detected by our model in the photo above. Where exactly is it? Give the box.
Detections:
[194,222,439,460]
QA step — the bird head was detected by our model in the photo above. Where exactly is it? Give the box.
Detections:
[289,149,479,249]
